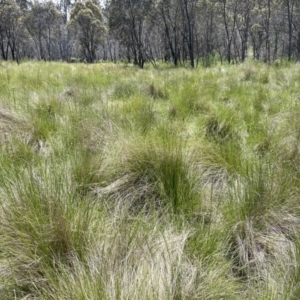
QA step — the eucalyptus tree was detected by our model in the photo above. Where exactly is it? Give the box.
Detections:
[235,0,254,61]
[283,0,296,60]
[270,1,285,60]
[68,0,106,63]
[108,0,154,68]
[24,1,62,60]
[290,0,300,59]
[43,2,62,60]
[59,0,72,24]
[179,0,198,67]
[251,0,279,62]
[153,0,182,66]
[195,0,218,62]
[216,0,239,63]
[0,0,24,61]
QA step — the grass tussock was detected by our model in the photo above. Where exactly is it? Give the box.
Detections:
[1,60,300,299]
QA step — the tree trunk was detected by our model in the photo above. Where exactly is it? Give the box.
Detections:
[287,0,294,60]
[184,0,194,68]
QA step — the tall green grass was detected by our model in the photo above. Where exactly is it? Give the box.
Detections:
[1,60,300,299]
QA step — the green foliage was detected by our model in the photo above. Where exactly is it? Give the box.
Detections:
[24,1,62,60]
[0,0,24,61]
[68,0,106,63]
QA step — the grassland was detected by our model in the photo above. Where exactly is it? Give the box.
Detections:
[1,59,300,299]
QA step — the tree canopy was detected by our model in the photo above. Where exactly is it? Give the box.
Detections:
[68,0,106,63]
[1,0,300,65]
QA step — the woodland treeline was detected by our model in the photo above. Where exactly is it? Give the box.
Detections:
[1,0,300,67]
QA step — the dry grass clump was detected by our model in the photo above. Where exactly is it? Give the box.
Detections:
[38,211,240,300]
[0,107,49,162]
[224,210,300,298]
[0,107,28,141]
[93,130,199,214]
